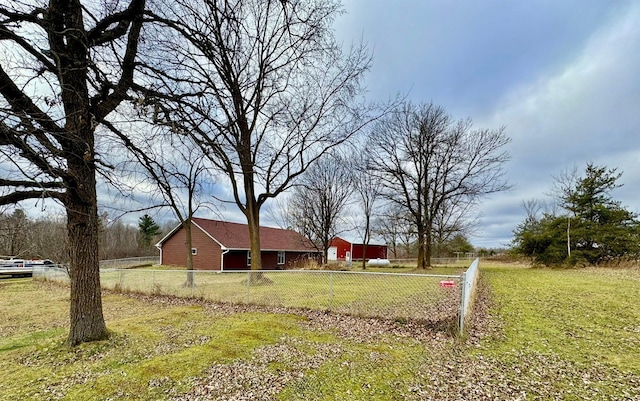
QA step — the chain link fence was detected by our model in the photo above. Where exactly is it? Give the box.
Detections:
[35,258,480,334]
[98,256,159,269]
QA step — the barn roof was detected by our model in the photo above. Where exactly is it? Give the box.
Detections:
[331,236,387,247]
[157,218,318,252]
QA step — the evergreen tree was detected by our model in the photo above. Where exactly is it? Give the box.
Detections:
[138,215,162,249]
[513,164,640,265]
[562,164,639,264]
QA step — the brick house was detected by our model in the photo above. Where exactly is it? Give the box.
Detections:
[156,218,320,270]
[327,236,388,262]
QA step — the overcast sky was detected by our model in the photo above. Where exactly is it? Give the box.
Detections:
[64,1,640,250]
[329,0,640,248]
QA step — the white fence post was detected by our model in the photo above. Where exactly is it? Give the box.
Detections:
[459,271,467,334]
[459,258,480,335]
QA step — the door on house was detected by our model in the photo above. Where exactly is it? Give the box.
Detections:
[328,246,338,261]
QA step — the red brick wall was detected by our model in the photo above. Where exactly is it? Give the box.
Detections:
[223,251,284,270]
[161,225,322,270]
[223,251,249,270]
[222,250,321,270]
[161,226,222,270]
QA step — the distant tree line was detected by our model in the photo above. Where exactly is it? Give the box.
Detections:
[512,163,640,266]
[0,209,165,262]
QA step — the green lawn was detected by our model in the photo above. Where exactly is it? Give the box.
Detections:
[480,265,640,372]
[2,263,639,400]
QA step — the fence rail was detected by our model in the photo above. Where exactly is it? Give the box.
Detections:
[35,258,480,334]
[98,256,159,269]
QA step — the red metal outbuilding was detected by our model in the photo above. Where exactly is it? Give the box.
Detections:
[327,236,388,262]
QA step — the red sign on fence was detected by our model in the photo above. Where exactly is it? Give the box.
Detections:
[439,280,456,288]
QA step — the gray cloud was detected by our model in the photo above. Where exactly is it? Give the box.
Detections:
[336,0,640,248]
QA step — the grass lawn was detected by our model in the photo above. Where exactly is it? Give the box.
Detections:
[88,267,463,324]
[1,263,639,400]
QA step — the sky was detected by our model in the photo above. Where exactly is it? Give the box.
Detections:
[7,1,639,251]
[330,0,640,248]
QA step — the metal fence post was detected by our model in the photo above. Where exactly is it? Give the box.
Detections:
[459,271,467,334]
[328,271,334,309]
[246,271,251,304]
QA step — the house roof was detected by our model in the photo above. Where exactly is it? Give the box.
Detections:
[158,218,318,252]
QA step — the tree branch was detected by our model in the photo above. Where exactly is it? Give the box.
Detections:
[0,190,64,206]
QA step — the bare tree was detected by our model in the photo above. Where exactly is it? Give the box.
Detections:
[370,102,510,268]
[98,212,140,259]
[549,166,579,257]
[30,213,69,262]
[0,209,30,257]
[351,149,383,269]
[373,203,416,259]
[115,128,213,287]
[431,197,479,257]
[143,0,374,271]
[288,154,353,263]
[0,0,147,345]
[521,199,546,225]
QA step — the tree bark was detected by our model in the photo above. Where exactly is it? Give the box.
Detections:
[58,0,108,345]
[67,187,107,345]
[65,128,107,346]
[361,213,370,270]
[247,201,262,271]
[424,227,433,268]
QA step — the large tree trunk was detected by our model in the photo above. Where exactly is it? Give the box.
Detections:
[60,0,108,344]
[247,203,262,271]
[361,214,370,270]
[241,153,263,271]
[66,145,108,346]
[424,227,433,268]
[416,222,428,269]
[417,239,425,269]
[361,243,368,270]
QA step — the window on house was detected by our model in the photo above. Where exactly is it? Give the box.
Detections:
[191,248,198,255]
[277,251,285,265]
[247,250,251,266]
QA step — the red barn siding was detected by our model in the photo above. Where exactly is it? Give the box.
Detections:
[329,237,352,260]
[160,226,222,270]
[329,237,388,261]
[352,244,387,260]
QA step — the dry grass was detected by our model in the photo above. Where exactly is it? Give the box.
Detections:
[2,262,640,400]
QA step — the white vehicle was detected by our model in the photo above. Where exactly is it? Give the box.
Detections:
[0,259,54,277]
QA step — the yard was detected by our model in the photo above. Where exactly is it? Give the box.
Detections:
[95,267,463,327]
[1,263,639,400]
